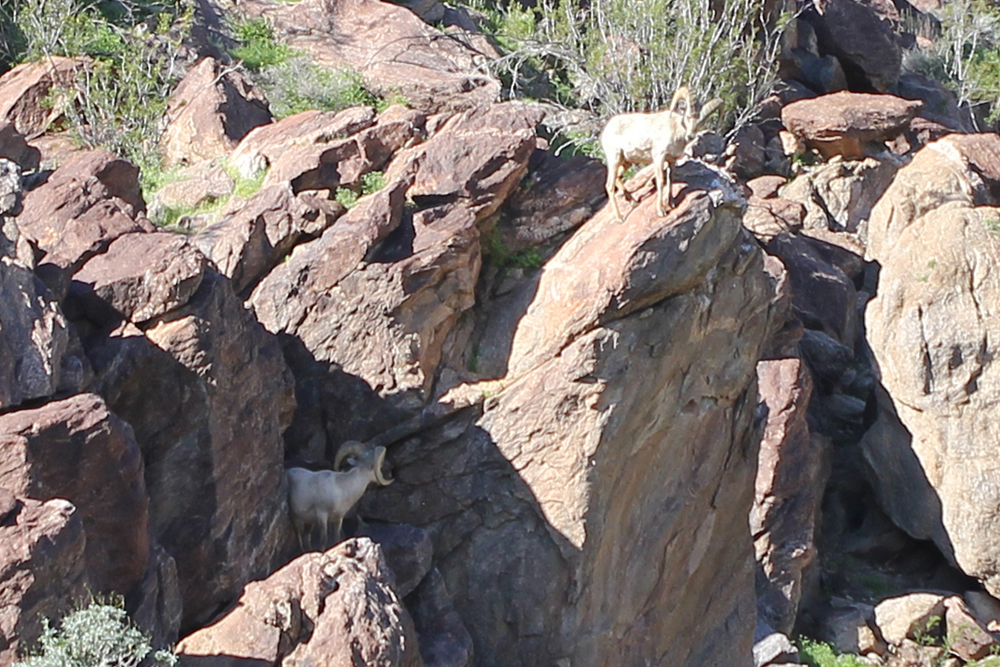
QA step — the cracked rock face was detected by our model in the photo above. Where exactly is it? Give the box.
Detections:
[360,163,780,667]
[862,134,1000,595]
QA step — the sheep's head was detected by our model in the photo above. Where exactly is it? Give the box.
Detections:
[334,440,394,485]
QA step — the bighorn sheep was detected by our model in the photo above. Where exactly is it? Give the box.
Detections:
[600,86,723,221]
[286,441,394,551]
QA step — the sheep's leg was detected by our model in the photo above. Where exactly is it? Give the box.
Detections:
[665,160,673,212]
[318,512,329,551]
[605,156,623,221]
[655,156,667,216]
[293,518,307,553]
[333,516,344,546]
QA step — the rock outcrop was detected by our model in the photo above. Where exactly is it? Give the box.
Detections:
[357,161,778,667]
[177,538,422,667]
[862,133,1000,596]
[243,0,500,114]
[0,495,87,664]
[161,56,271,167]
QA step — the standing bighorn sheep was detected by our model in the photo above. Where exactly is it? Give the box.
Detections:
[601,86,723,221]
[286,441,394,551]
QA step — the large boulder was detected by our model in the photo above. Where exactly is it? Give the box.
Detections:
[359,162,779,666]
[781,92,922,160]
[0,494,87,665]
[83,251,296,628]
[250,102,538,458]
[0,223,91,409]
[160,56,271,167]
[192,185,343,296]
[242,0,500,114]
[862,133,1000,596]
[15,149,152,295]
[806,0,902,92]
[70,232,207,325]
[262,104,425,192]
[227,106,377,179]
[0,394,150,596]
[752,357,825,635]
[176,538,422,667]
[0,56,83,137]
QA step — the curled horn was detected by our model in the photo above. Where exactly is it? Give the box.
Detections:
[334,440,367,471]
[698,97,724,126]
[373,446,394,486]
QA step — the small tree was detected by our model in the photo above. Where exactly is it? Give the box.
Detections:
[15,601,176,667]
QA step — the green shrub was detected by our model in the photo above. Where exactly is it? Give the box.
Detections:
[229,17,293,71]
[334,169,386,208]
[14,600,176,667]
[797,638,870,667]
[0,0,190,179]
[253,56,383,118]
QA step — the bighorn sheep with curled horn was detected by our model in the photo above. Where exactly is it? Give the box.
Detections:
[286,441,394,551]
[601,86,723,221]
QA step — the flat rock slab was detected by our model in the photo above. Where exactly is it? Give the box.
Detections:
[245,0,500,114]
[228,106,377,179]
[72,231,207,324]
[781,92,922,159]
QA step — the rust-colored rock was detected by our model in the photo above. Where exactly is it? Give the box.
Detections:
[0,394,149,595]
[192,185,342,295]
[0,246,91,410]
[496,152,607,251]
[17,149,152,294]
[394,102,543,221]
[228,106,377,179]
[161,57,271,167]
[264,105,425,192]
[176,538,422,667]
[71,232,207,325]
[243,0,500,114]
[752,357,825,635]
[944,595,997,661]
[0,495,87,665]
[781,92,922,159]
[807,0,902,91]
[744,196,806,240]
[251,181,480,457]
[361,161,778,666]
[86,271,295,630]
[0,56,83,137]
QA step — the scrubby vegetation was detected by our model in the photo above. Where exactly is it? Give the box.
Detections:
[14,599,176,667]
[904,0,1000,127]
[226,16,394,118]
[797,638,871,667]
[453,0,788,151]
[0,0,190,176]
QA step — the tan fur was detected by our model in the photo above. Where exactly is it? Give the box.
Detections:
[600,87,722,220]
